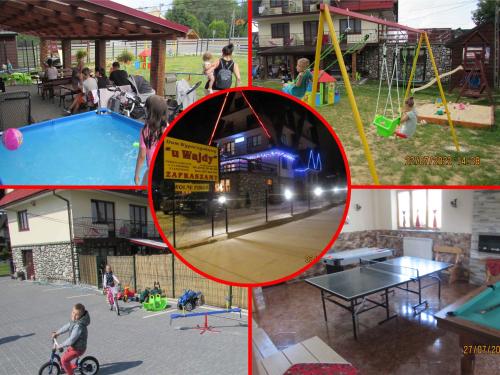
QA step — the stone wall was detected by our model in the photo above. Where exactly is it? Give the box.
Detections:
[470,191,500,285]
[226,172,277,208]
[360,44,451,83]
[290,229,471,282]
[11,242,75,283]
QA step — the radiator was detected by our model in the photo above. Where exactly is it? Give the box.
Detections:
[403,237,433,259]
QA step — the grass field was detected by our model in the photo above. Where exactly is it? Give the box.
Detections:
[0,262,10,277]
[254,79,500,185]
[120,54,248,99]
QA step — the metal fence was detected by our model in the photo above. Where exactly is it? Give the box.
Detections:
[78,253,248,309]
[158,189,347,248]
[14,37,248,70]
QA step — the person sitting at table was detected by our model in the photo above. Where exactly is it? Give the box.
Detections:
[109,62,129,86]
[66,67,98,114]
[44,59,59,99]
[95,67,110,89]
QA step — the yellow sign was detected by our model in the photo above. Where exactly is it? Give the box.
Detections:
[175,182,210,194]
[164,137,219,181]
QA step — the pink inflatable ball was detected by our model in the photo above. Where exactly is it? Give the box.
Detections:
[2,128,23,150]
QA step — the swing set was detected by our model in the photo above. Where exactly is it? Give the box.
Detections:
[309,4,461,184]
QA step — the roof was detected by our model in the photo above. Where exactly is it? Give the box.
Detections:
[318,70,336,83]
[332,0,395,12]
[0,30,17,36]
[445,23,495,48]
[0,189,47,208]
[0,0,189,40]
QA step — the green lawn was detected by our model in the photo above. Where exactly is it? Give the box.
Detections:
[116,54,248,99]
[0,262,10,277]
[254,79,500,185]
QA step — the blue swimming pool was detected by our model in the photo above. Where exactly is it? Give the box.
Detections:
[0,109,147,185]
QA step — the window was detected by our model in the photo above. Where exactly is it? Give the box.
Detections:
[224,141,235,155]
[270,0,283,7]
[271,23,290,39]
[339,19,361,34]
[247,135,262,149]
[281,158,288,170]
[91,200,115,224]
[130,205,147,224]
[303,21,318,45]
[17,210,29,231]
[216,179,231,193]
[397,190,442,229]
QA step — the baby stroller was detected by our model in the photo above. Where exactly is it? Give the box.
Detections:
[126,75,156,119]
[167,79,201,123]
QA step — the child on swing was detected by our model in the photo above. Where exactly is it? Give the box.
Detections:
[282,58,312,98]
[395,97,417,138]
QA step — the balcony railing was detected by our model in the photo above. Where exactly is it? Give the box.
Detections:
[73,217,160,240]
[220,158,277,174]
[258,29,379,48]
[254,0,325,17]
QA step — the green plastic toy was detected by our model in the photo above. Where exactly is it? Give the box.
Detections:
[133,141,140,148]
[373,114,401,137]
[143,294,169,312]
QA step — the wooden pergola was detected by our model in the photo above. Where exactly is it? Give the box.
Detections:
[0,0,189,95]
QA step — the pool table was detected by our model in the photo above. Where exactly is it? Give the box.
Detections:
[0,109,147,185]
[435,282,500,375]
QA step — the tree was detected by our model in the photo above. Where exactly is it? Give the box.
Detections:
[208,20,229,38]
[472,0,497,25]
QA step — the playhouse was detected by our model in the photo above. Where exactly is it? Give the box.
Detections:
[135,48,151,70]
[303,70,337,107]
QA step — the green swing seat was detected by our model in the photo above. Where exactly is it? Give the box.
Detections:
[143,294,169,312]
[373,114,401,137]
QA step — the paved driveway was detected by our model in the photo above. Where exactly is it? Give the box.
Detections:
[0,277,247,375]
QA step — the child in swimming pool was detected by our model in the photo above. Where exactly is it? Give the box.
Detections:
[282,58,312,98]
[134,95,168,186]
[395,97,418,138]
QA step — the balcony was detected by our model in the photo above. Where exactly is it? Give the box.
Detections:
[73,218,160,240]
[258,29,379,49]
[220,158,277,174]
[254,0,324,17]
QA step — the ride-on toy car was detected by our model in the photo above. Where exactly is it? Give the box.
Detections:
[177,290,204,312]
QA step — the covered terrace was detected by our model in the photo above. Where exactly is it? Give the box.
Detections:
[0,0,189,95]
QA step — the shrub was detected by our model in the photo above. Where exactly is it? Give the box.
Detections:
[76,49,87,61]
[117,50,135,64]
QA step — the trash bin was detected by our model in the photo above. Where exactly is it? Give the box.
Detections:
[164,73,177,97]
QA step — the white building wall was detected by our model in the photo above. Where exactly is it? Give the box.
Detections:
[441,190,473,233]
[342,189,376,233]
[6,193,71,246]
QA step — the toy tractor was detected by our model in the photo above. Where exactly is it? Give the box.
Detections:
[177,289,204,312]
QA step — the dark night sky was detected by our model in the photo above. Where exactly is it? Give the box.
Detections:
[153,90,348,184]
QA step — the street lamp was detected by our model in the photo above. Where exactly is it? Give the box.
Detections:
[314,186,323,197]
[218,195,227,204]
[284,188,294,216]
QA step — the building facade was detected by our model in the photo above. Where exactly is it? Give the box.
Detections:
[0,189,159,283]
[213,96,320,206]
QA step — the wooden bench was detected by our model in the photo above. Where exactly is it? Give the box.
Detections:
[253,326,349,375]
[40,77,72,101]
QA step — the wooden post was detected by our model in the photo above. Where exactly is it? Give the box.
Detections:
[62,39,72,69]
[40,38,49,68]
[351,51,357,80]
[95,40,106,71]
[150,38,166,96]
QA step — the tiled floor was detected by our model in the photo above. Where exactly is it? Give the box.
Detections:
[253,280,500,374]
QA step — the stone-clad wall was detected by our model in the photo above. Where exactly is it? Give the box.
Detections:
[470,191,500,285]
[291,229,471,281]
[11,242,75,282]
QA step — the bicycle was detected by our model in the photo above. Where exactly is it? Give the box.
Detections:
[105,285,120,316]
[38,338,99,375]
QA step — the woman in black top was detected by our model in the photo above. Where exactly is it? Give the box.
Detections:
[95,67,110,89]
[206,43,241,93]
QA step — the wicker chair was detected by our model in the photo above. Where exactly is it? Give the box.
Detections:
[434,246,463,284]
[0,91,33,130]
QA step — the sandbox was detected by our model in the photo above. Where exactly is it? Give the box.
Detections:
[416,101,494,128]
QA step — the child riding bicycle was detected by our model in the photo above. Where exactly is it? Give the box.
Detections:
[103,264,121,315]
[52,303,90,375]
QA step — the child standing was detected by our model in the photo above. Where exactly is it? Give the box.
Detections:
[202,51,216,94]
[395,97,418,138]
[134,95,168,186]
[102,264,120,313]
[52,303,90,375]
[282,58,313,98]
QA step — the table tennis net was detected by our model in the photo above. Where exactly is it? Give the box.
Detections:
[359,258,420,279]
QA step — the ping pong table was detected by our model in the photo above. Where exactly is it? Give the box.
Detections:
[305,256,452,339]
